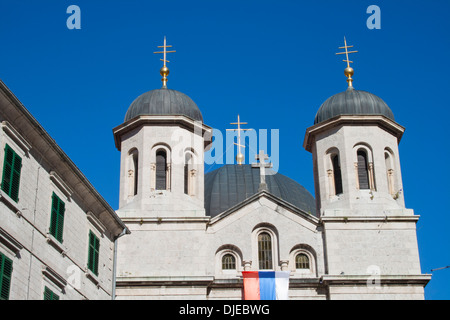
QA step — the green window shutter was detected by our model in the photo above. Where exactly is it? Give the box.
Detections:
[1,146,13,196]
[49,193,65,243]
[56,200,65,242]
[1,144,22,202]
[43,286,59,300]
[0,253,13,300]
[87,231,100,276]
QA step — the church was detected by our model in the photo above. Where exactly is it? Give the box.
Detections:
[113,38,431,300]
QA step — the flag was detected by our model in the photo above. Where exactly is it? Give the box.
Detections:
[242,271,290,300]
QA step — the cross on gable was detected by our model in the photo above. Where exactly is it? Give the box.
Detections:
[252,150,273,191]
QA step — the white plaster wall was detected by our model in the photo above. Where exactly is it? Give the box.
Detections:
[118,124,205,217]
[313,124,407,216]
[115,196,326,299]
[323,220,423,276]
[328,284,425,300]
[0,129,116,300]
[116,220,209,278]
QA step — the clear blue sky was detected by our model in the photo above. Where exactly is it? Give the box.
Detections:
[0,0,448,299]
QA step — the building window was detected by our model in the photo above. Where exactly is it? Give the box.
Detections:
[215,245,243,275]
[331,154,343,195]
[155,149,167,190]
[326,148,343,198]
[357,150,370,190]
[184,152,196,196]
[385,149,396,196]
[354,144,376,191]
[1,144,22,202]
[0,252,13,300]
[128,149,138,197]
[43,286,59,300]
[87,231,100,276]
[222,254,236,270]
[184,153,191,195]
[253,225,278,271]
[295,253,310,269]
[290,246,316,276]
[258,232,273,270]
[49,192,65,243]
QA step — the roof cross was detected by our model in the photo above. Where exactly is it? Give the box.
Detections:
[154,36,176,67]
[336,37,358,87]
[252,150,273,191]
[153,36,176,88]
[226,114,250,165]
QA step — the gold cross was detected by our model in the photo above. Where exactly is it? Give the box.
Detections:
[336,37,358,68]
[154,36,176,67]
[336,37,358,87]
[153,36,176,88]
[226,114,251,165]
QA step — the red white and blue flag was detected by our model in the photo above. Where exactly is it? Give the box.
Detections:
[242,271,290,300]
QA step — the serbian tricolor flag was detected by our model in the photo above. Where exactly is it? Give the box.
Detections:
[242,271,290,300]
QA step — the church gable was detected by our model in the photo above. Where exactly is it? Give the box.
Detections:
[206,192,324,277]
[208,191,319,231]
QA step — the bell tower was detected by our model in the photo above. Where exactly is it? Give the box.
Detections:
[112,37,212,218]
[304,38,407,217]
[302,38,430,297]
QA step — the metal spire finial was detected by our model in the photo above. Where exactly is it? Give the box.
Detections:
[153,36,176,88]
[226,115,250,165]
[336,37,358,88]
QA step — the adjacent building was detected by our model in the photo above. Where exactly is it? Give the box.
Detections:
[0,80,129,300]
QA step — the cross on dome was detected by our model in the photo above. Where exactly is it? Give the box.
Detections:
[226,114,250,165]
[153,36,176,88]
[335,37,358,88]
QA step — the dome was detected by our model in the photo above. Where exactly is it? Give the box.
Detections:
[204,164,316,217]
[314,87,394,124]
[124,88,203,123]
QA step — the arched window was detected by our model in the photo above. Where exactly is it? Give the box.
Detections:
[184,153,192,195]
[215,245,243,275]
[155,149,167,190]
[325,148,343,198]
[222,254,236,270]
[290,245,316,276]
[357,149,370,190]
[385,149,395,196]
[295,253,310,269]
[332,154,343,195]
[127,149,138,197]
[258,232,273,270]
[132,152,138,195]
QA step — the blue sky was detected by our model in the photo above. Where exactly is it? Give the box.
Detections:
[0,0,448,299]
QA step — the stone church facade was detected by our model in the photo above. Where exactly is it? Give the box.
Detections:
[113,59,431,299]
[0,41,431,300]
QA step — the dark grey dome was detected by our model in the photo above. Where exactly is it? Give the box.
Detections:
[314,87,394,124]
[124,88,203,122]
[204,164,316,218]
